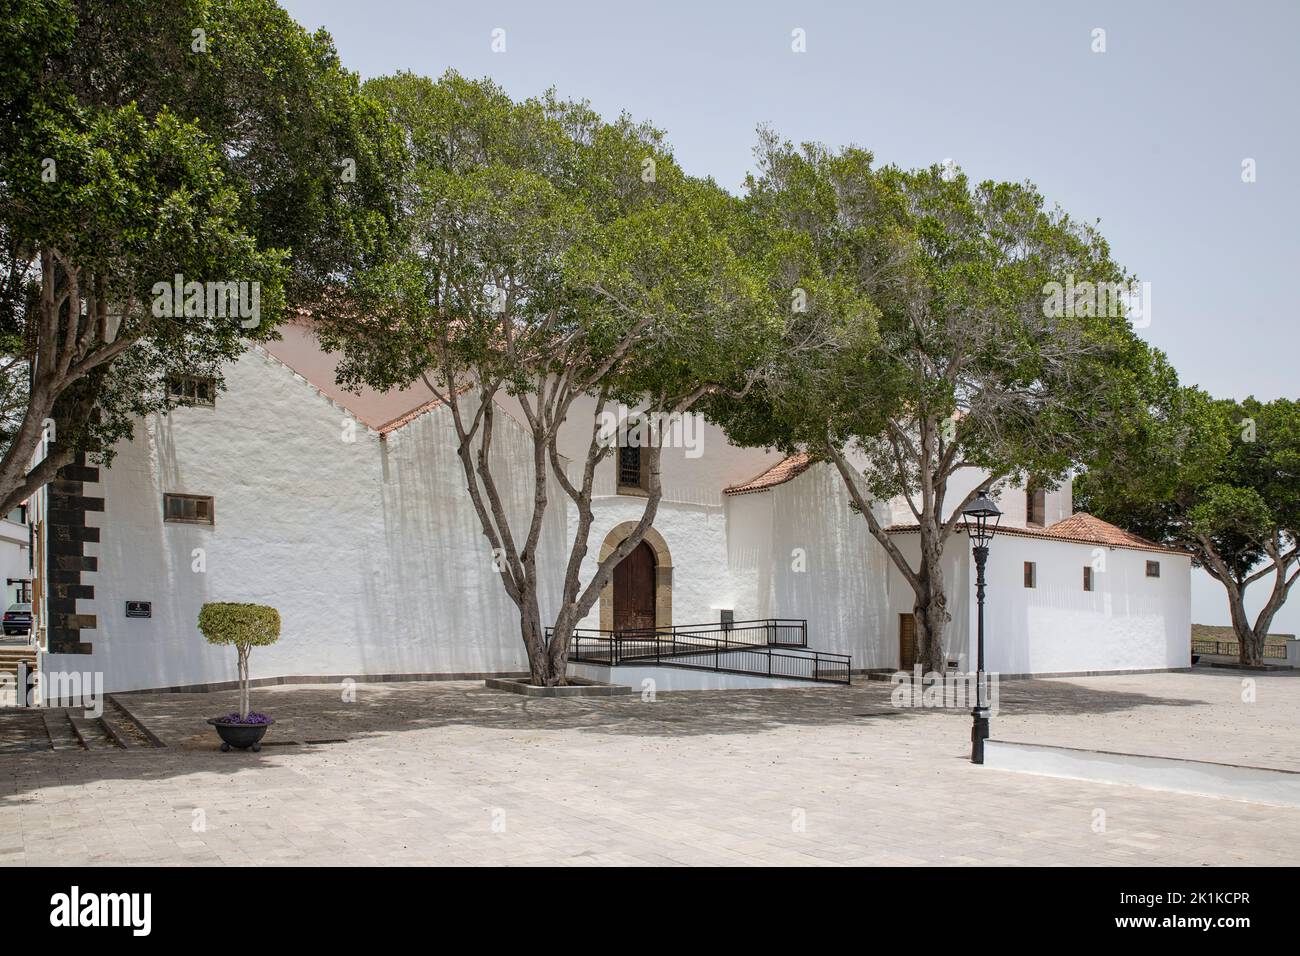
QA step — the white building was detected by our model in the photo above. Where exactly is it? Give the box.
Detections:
[0,503,32,612]
[35,324,1191,692]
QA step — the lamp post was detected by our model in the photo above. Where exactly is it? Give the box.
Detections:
[961,488,1001,764]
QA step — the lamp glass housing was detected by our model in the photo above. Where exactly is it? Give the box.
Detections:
[962,489,1002,548]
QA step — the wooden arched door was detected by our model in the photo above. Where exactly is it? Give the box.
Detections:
[613,540,656,633]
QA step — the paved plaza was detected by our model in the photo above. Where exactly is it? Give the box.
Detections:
[1,669,1297,866]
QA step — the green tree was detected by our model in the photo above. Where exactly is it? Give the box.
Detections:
[318,72,776,685]
[0,0,401,513]
[198,602,281,720]
[1,100,287,509]
[1077,391,1300,666]
[710,132,1169,671]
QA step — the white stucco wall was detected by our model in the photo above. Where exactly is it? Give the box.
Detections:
[969,534,1191,674]
[883,531,1188,675]
[0,518,30,608]
[38,341,1190,691]
[512,390,787,633]
[572,493,761,631]
[726,491,771,620]
[987,477,1073,529]
[44,347,564,692]
[883,466,1072,530]
[724,462,893,667]
[43,346,784,692]
[492,390,785,507]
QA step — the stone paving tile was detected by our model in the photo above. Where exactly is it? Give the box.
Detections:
[0,672,1297,865]
[992,668,1300,771]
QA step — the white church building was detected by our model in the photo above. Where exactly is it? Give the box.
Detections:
[32,322,1191,693]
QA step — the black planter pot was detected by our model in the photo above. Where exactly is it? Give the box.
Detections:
[207,717,274,752]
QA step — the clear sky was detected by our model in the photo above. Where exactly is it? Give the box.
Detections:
[281,0,1300,633]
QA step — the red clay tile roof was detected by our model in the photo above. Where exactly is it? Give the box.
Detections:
[1044,513,1171,551]
[723,453,814,495]
[258,323,447,433]
[376,395,449,435]
[887,512,1185,555]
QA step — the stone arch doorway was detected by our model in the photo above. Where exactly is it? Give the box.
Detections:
[614,541,656,631]
[599,523,672,633]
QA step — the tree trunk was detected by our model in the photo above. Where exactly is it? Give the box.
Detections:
[1223,587,1262,667]
[237,646,250,719]
[544,431,666,685]
[821,441,996,680]
[913,529,950,673]
[518,597,558,686]
[0,247,144,515]
[545,607,580,685]
[1239,632,1263,668]
[0,385,58,517]
[912,582,951,674]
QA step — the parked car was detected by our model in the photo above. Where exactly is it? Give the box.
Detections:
[3,602,31,635]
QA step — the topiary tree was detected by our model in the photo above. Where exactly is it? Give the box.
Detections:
[198,602,280,720]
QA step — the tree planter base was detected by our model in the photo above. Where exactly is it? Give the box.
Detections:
[207,717,274,751]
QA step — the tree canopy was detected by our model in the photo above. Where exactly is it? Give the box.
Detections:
[708,131,1172,670]
[1078,390,1300,664]
[318,71,778,683]
[0,0,402,512]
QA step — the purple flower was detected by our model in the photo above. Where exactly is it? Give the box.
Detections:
[218,711,272,724]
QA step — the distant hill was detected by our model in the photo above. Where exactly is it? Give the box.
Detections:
[1192,624,1292,645]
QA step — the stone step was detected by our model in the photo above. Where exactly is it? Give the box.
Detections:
[0,653,37,679]
[99,698,154,749]
[41,709,82,751]
[67,713,120,751]
[0,709,51,754]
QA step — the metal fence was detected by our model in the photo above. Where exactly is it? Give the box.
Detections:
[1192,639,1287,660]
[547,619,851,685]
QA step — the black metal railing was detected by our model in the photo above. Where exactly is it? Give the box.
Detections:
[545,619,849,685]
[1192,639,1287,660]
[619,618,807,648]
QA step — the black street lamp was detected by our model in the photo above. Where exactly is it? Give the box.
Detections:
[961,488,1001,764]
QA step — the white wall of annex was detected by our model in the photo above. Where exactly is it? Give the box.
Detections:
[971,535,1192,675]
[883,531,1188,675]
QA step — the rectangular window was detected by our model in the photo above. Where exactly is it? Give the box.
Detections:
[164,493,214,525]
[1146,560,1161,578]
[166,375,217,407]
[5,504,26,526]
[618,445,643,490]
[1083,566,1093,591]
[1026,487,1046,527]
[1024,561,1036,588]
